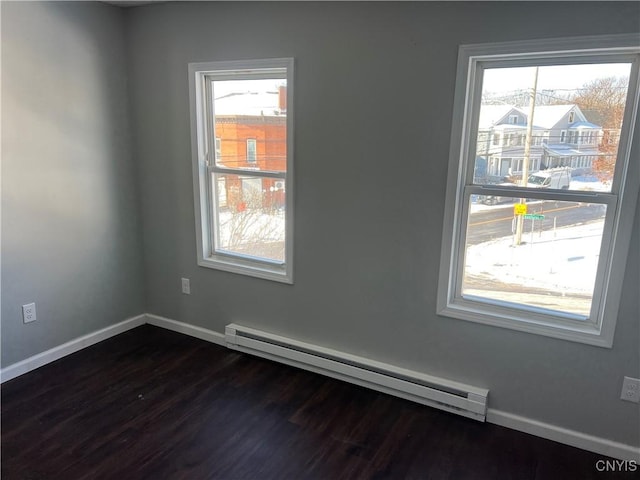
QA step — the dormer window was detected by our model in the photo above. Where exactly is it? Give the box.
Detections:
[568,111,575,123]
[509,115,518,124]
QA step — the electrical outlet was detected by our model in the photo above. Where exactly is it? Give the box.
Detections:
[181,278,191,295]
[621,377,640,403]
[22,303,37,323]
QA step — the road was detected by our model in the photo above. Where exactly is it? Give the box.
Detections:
[467,201,605,245]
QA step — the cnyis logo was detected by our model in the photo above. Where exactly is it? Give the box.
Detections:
[595,459,638,472]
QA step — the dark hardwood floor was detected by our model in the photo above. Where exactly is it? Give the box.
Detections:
[1,325,635,479]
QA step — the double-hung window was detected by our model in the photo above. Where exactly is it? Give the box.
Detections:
[438,35,639,346]
[189,58,294,283]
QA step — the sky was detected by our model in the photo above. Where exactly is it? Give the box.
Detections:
[482,63,632,95]
[214,79,285,99]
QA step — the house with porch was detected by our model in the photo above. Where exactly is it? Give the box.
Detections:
[476,104,603,182]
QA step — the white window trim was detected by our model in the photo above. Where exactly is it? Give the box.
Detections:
[189,58,294,283]
[437,34,640,347]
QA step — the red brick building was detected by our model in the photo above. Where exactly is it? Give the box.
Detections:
[214,86,287,211]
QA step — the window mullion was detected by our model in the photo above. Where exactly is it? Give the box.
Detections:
[465,184,617,206]
[211,165,286,179]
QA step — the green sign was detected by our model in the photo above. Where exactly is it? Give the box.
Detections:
[523,214,544,220]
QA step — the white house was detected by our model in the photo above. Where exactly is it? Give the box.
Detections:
[476,104,603,180]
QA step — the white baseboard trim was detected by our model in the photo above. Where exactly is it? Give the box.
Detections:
[0,314,146,383]
[3,312,637,462]
[145,314,225,346]
[487,408,640,462]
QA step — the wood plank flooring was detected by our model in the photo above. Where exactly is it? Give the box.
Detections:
[1,325,636,479]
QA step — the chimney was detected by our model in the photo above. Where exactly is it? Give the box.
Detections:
[278,85,287,112]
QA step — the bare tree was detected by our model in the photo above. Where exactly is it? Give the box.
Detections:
[569,76,628,181]
[570,76,628,128]
[219,187,285,261]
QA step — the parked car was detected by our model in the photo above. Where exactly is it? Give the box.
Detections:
[527,168,571,190]
[480,182,517,205]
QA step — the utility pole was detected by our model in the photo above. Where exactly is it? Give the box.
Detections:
[515,67,539,246]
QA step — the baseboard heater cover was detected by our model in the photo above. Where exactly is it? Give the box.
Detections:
[225,324,488,421]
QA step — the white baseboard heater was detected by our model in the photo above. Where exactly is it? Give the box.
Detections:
[225,324,489,421]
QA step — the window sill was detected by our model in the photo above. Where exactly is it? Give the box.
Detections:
[198,254,292,284]
[438,301,612,348]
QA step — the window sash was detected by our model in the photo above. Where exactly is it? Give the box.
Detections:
[203,70,287,263]
[207,166,286,264]
[203,71,287,174]
[453,187,618,326]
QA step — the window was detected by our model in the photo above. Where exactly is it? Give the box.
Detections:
[509,114,518,124]
[189,58,294,283]
[438,35,639,347]
[215,137,222,161]
[218,176,227,208]
[246,139,257,164]
[560,130,566,143]
[569,111,575,123]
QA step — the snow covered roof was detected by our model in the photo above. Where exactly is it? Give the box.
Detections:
[543,144,600,157]
[491,124,538,131]
[529,105,575,129]
[214,91,284,117]
[478,105,519,129]
[569,121,600,129]
[478,104,600,131]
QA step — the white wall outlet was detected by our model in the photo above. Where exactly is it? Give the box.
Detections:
[22,303,37,323]
[621,377,640,403]
[181,278,191,295]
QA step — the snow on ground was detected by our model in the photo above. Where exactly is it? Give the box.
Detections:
[570,175,611,192]
[465,221,603,296]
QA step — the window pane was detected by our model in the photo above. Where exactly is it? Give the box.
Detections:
[213,173,285,263]
[474,63,632,192]
[213,79,287,172]
[463,197,607,317]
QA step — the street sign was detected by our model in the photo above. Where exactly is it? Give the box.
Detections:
[514,203,527,215]
[523,213,544,220]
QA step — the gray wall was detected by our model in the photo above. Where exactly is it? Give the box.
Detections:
[2,0,637,449]
[126,1,640,447]
[1,1,145,366]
